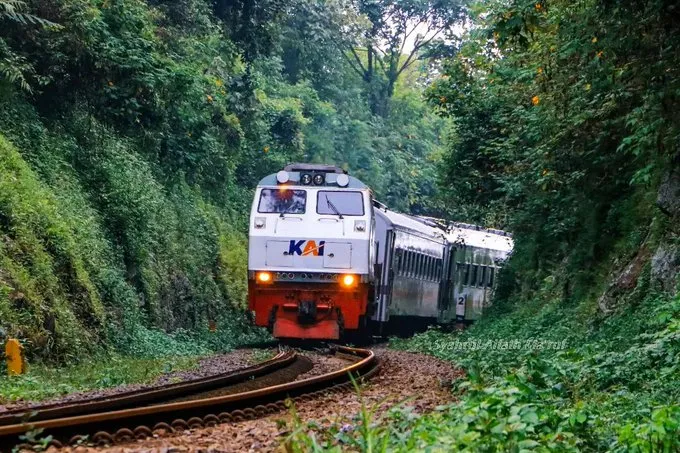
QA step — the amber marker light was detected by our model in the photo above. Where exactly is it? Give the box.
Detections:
[341,274,357,287]
[256,271,272,283]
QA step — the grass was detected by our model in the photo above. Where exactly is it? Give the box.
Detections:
[287,289,680,452]
[0,353,200,404]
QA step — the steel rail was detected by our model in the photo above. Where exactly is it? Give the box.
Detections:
[0,346,378,449]
[0,350,295,426]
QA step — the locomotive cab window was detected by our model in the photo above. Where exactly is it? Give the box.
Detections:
[317,191,364,216]
[258,189,306,214]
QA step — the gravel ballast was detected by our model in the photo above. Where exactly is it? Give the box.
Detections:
[52,347,462,452]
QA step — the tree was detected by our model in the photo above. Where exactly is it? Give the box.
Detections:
[0,0,55,92]
[337,0,463,116]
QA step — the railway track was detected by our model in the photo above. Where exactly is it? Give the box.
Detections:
[0,346,378,450]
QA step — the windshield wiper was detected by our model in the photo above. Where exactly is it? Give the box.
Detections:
[325,195,344,219]
[279,203,296,218]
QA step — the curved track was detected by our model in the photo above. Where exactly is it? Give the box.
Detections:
[0,350,295,427]
[0,346,378,449]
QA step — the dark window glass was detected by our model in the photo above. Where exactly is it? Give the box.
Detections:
[317,191,364,216]
[464,263,471,286]
[258,189,306,214]
[470,265,479,286]
[481,266,487,287]
[488,267,495,288]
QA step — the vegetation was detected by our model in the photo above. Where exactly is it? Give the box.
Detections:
[0,0,448,362]
[283,0,680,451]
[0,353,199,403]
[1,0,678,449]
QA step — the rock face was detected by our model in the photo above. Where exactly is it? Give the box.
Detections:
[598,242,652,313]
[651,167,680,294]
[657,167,680,218]
[651,241,680,294]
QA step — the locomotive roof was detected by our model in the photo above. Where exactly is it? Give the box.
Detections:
[257,164,368,188]
[375,207,445,241]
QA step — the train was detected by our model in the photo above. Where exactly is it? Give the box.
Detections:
[247,164,513,340]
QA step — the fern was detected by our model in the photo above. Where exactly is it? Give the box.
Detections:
[0,1,58,92]
[0,0,55,27]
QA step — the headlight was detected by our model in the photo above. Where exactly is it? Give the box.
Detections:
[301,173,312,185]
[313,174,325,185]
[254,217,266,229]
[341,274,357,287]
[276,170,290,184]
[354,220,366,232]
[256,271,272,283]
[336,173,349,187]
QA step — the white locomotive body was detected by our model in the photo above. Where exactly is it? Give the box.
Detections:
[248,164,374,340]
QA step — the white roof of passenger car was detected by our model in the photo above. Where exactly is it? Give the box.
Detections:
[445,226,514,252]
[375,208,445,240]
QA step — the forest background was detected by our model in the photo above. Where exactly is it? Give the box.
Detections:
[1,0,679,449]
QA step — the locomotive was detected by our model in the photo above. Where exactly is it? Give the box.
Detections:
[247,164,513,340]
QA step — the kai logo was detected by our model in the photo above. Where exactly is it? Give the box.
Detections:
[288,240,325,256]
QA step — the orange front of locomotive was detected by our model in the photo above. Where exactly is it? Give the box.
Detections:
[248,272,369,340]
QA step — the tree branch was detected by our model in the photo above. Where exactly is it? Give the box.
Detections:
[349,46,368,76]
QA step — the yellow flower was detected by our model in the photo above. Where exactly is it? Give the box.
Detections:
[597,51,603,58]
[585,83,591,91]
[439,96,447,104]
[215,79,223,87]
[535,3,542,11]
[263,146,270,153]
[591,37,598,43]
[532,95,540,106]
[537,67,543,74]
[108,81,114,87]
[207,95,213,102]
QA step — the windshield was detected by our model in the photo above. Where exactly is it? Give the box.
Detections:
[317,191,364,216]
[257,188,306,214]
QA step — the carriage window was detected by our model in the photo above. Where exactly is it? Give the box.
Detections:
[427,257,434,280]
[463,263,471,286]
[480,266,487,287]
[317,191,364,216]
[258,189,306,214]
[488,267,495,288]
[437,260,442,280]
[415,253,421,278]
[470,265,478,287]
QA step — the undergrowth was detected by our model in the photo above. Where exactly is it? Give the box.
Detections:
[289,291,679,452]
[0,353,199,404]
